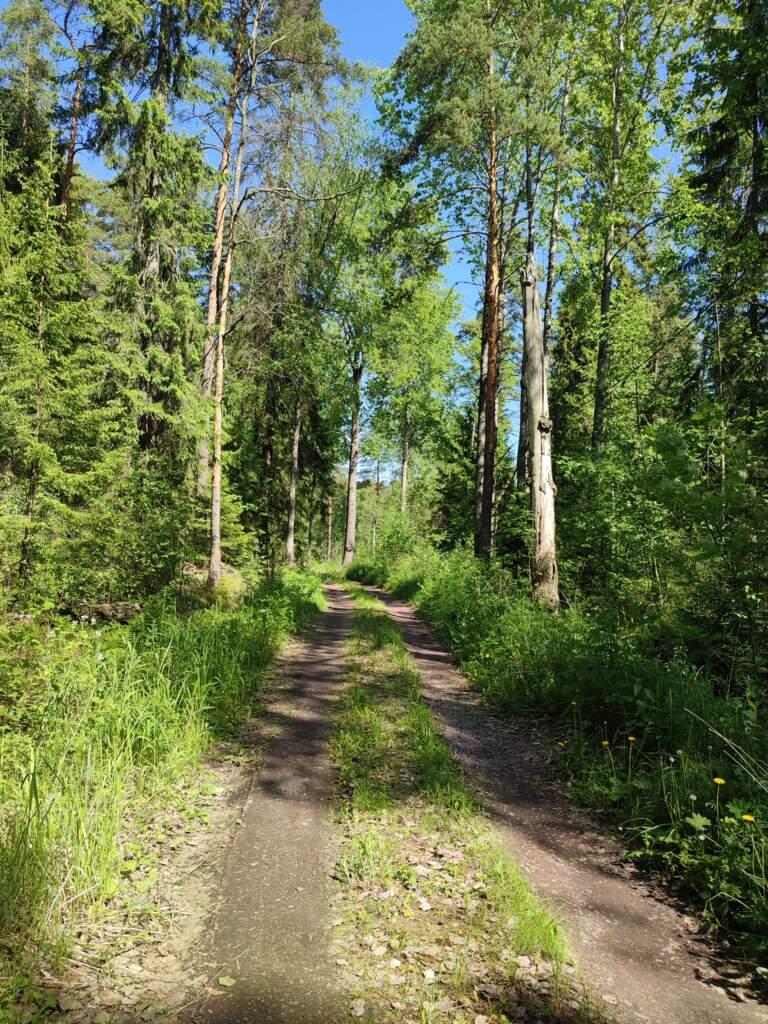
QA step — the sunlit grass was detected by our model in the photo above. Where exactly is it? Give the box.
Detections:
[331,586,567,991]
[0,569,324,1007]
[350,548,768,963]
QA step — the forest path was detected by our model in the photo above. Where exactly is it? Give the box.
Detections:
[186,584,353,1024]
[366,585,768,1024]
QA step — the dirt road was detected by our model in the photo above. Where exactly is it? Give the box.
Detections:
[368,585,768,1024]
[187,585,354,1024]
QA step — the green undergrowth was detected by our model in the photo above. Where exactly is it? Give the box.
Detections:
[313,560,348,584]
[0,568,323,1010]
[329,585,605,1024]
[348,550,768,969]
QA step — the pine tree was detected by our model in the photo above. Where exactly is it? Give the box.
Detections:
[0,152,128,604]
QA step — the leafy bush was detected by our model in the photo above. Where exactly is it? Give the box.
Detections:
[351,548,768,961]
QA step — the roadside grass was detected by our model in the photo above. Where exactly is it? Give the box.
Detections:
[313,560,348,584]
[330,585,605,1024]
[0,569,324,1014]
[349,550,768,967]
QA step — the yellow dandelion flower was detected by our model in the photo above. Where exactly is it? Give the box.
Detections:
[713,777,726,786]
[602,740,610,748]
[742,814,755,823]
[628,736,637,743]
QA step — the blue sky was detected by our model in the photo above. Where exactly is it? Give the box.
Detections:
[323,0,413,68]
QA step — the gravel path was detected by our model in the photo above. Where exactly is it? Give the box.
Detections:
[186,585,353,1024]
[368,585,768,1024]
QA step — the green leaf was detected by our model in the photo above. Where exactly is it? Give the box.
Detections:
[685,813,711,831]
[218,977,237,988]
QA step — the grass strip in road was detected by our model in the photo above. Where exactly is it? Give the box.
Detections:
[330,585,604,1024]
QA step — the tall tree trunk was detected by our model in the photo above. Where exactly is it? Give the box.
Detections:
[307,490,314,560]
[198,8,247,494]
[516,350,528,490]
[343,359,363,567]
[208,278,228,590]
[58,71,82,219]
[400,404,411,513]
[373,459,381,556]
[543,69,571,354]
[475,326,489,523]
[474,6,502,556]
[518,139,539,494]
[522,252,559,609]
[285,400,302,567]
[209,11,257,590]
[326,495,334,562]
[476,93,501,556]
[592,21,623,448]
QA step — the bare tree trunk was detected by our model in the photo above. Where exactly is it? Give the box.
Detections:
[306,486,315,560]
[209,10,257,590]
[198,6,247,494]
[400,404,411,514]
[593,22,623,448]
[374,459,381,556]
[326,495,334,562]
[208,268,228,589]
[522,253,559,610]
[476,92,501,557]
[285,400,302,566]
[343,360,363,567]
[475,327,489,524]
[58,72,82,219]
[518,138,540,495]
[516,350,528,490]
[543,69,571,354]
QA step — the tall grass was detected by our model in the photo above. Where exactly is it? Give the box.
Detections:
[349,548,768,962]
[0,569,323,987]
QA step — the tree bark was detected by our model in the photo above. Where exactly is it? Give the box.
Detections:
[58,71,82,219]
[543,69,571,354]
[343,358,363,567]
[209,9,257,590]
[592,21,623,448]
[475,323,489,524]
[475,82,501,558]
[306,487,315,560]
[285,400,302,566]
[326,495,334,562]
[522,253,559,610]
[198,5,247,494]
[208,275,228,589]
[400,404,411,513]
[516,349,528,490]
[374,459,382,556]
[517,140,540,496]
